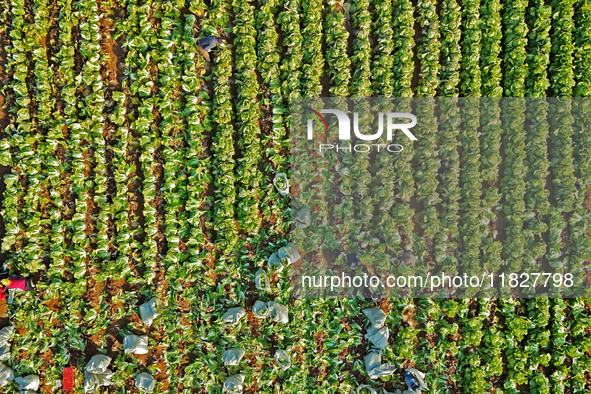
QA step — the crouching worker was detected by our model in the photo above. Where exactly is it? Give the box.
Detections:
[198,35,223,61]
[0,276,33,300]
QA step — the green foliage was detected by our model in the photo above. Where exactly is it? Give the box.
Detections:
[0,1,590,393]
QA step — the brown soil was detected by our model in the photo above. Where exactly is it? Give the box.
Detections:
[203,246,218,284]
[0,300,7,318]
[311,362,328,383]
[0,93,4,122]
[378,298,394,314]
[246,311,261,337]
[269,272,279,287]
[584,185,591,211]
[86,263,103,293]
[16,325,26,336]
[313,331,325,353]
[44,298,61,312]
[402,302,418,328]
[155,359,169,391]
[108,278,126,295]
[98,10,120,85]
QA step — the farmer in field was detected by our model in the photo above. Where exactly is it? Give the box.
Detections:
[198,35,223,61]
[0,276,33,300]
[404,367,428,392]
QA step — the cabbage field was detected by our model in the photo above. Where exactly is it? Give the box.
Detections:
[0,0,591,392]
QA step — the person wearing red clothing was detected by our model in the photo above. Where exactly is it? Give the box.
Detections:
[0,276,33,300]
